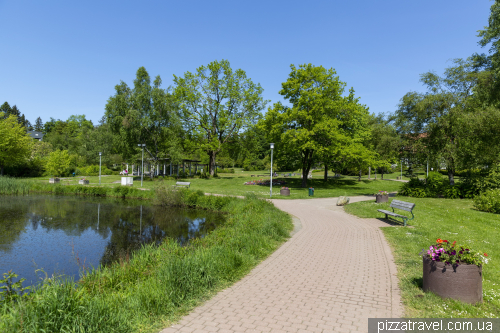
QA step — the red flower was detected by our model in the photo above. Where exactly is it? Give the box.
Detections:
[436,239,443,243]
[443,240,448,243]
[484,253,488,257]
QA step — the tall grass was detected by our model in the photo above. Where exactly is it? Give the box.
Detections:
[0,176,153,199]
[0,188,293,332]
[0,177,34,195]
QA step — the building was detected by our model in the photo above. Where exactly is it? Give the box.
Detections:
[27,131,44,141]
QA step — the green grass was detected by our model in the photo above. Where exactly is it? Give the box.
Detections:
[0,177,34,195]
[0,190,293,332]
[345,197,500,318]
[25,172,403,199]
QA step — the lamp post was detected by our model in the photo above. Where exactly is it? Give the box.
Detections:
[138,144,146,187]
[99,152,102,185]
[270,143,274,198]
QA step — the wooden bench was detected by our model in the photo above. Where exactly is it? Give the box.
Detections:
[173,181,191,188]
[377,199,415,227]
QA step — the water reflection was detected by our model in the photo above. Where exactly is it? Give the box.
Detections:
[0,195,224,286]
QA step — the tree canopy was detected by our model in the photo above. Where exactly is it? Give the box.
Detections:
[173,59,267,175]
[261,64,373,187]
[0,114,33,176]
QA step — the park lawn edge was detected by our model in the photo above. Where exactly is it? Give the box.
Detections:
[344,197,500,318]
[0,183,294,332]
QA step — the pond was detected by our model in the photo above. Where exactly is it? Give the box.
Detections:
[0,195,225,286]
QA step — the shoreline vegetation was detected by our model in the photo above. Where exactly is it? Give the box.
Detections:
[0,179,293,332]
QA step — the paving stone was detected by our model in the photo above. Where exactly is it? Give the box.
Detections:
[159,196,402,333]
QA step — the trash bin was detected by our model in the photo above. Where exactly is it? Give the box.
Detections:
[308,188,314,196]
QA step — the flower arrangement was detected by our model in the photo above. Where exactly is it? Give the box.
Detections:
[421,239,489,267]
[281,187,289,190]
[374,190,389,196]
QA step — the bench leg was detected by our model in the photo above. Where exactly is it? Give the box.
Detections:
[385,214,388,220]
[403,218,407,227]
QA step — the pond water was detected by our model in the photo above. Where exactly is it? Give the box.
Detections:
[0,195,225,286]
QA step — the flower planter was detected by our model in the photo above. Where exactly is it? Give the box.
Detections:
[375,194,389,203]
[280,189,290,196]
[121,177,133,186]
[422,256,482,304]
[78,180,89,185]
[49,178,60,184]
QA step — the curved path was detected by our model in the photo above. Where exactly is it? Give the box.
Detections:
[161,196,402,333]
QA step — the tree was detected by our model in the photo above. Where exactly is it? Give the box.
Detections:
[368,114,402,179]
[45,150,71,177]
[394,58,500,185]
[261,64,372,187]
[173,59,267,176]
[34,117,44,132]
[0,114,33,176]
[106,67,181,167]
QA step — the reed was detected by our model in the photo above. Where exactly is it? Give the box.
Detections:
[1,189,293,332]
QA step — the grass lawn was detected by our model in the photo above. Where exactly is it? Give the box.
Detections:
[27,171,403,199]
[345,197,500,318]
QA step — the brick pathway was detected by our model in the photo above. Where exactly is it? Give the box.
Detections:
[160,196,402,333]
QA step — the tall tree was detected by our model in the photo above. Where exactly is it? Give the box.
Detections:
[173,59,267,175]
[106,67,181,166]
[34,117,44,132]
[0,114,33,176]
[261,64,372,187]
[368,114,402,179]
[394,58,500,185]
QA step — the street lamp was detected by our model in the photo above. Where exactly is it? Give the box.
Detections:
[138,144,146,187]
[270,143,274,198]
[99,152,102,185]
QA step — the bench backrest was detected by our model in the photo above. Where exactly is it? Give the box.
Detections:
[176,182,191,186]
[390,200,415,212]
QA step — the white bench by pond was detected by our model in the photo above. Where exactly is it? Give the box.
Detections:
[173,182,191,188]
[377,199,415,227]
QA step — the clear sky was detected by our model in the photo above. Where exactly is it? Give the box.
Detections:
[0,0,493,124]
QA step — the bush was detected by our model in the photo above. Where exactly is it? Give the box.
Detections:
[473,189,500,213]
[80,165,114,176]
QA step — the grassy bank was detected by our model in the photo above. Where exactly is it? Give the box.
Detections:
[0,185,293,332]
[24,174,403,199]
[345,197,500,318]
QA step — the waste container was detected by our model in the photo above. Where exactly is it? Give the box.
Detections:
[308,188,314,196]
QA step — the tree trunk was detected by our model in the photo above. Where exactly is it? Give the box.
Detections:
[208,151,216,176]
[0,165,3,176]
[448,168,455,186]
[381,169,384,180]
[301,167,310,187]
[324,163,328,181]
[358,169,362,181]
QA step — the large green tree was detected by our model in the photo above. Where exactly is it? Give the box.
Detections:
[173,59,267,175]
[45,150,71,177]
[106,67,181,166]
[0,114,33,176]
[261,64,372,187]
[394,58,500,185]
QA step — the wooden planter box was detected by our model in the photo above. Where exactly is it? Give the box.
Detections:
[280,189,290,196]
[422,256,482,304]
[375,194,389,203]
[49,178,60,184]
[78,179,89,185]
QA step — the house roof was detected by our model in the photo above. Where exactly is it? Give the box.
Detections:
[27,131,44,139]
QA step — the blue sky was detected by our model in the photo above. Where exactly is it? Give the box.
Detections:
[0,0,493,124]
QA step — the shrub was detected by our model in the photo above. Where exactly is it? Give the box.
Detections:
[473,189,500,213]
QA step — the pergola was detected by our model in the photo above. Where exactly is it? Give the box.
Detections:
[132,158,204,177]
